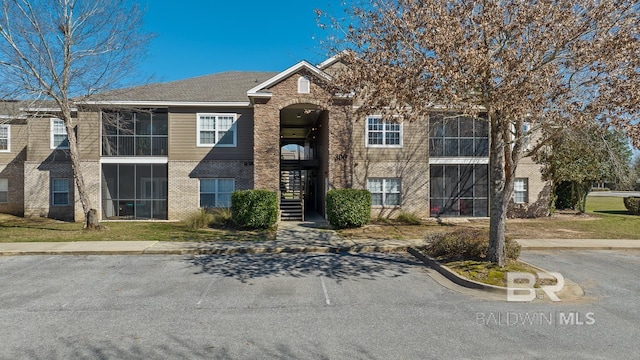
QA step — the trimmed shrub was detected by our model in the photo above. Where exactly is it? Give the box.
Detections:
[231,190,278,229]
[184,208,214,230]
[623,197,640,215]
[326,189,371,228]
[395,211,422,225]
[426,229,521,261]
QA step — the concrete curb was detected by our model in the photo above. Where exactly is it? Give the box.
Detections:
[0,242,426,256]
[407,247,585,300]
[0,250,147,256]
[407,248,507,294]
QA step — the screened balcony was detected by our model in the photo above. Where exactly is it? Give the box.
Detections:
[102,110,168,157]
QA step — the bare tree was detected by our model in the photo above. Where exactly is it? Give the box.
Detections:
[319,0,640,265]
[0,0,150,227]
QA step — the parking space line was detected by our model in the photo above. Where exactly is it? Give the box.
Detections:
[320,276,331,305]
[197,276,219,306]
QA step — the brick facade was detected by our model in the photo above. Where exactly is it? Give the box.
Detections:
[23,161,74,220]
[0,161,25,216]
[167,160,253,220]
[508,158,552,218]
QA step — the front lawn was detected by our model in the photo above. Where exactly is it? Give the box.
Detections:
[0,214,276,243]
[507,196,640,239]
[338,196,640,240]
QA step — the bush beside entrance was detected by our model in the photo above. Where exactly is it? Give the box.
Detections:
[232,190,278,229]
[326,189,371,229]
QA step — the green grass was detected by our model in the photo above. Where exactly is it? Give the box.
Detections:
[444,259,548,287]
[0,214,276,243]
[585,196,628,214]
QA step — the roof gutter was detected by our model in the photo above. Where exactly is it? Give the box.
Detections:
[79,100,253,108]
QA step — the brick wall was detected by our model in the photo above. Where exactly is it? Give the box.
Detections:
[353,160,430,218]
[253,69,335,193]
[24,161,74,221]
[509,157,551,218]
[167,160,253,220]
[0,161,25,216]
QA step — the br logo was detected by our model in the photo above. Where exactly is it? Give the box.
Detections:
[506,272,565,302]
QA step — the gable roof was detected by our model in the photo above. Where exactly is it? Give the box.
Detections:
[247,61,331,98]
[91,71,278,105]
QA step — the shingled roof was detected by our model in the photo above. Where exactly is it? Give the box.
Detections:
[96,71,279,103]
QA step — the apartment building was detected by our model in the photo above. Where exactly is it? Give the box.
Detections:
[0,55,550,222]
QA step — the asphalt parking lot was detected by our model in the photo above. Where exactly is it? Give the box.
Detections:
[1,251,638,359]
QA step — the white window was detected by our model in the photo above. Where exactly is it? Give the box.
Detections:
[514,178,528,204]
[0,125,9,152]
[0,178,8,203]
[366,116,402,147]
[51,178,70,206]
[367,178,401,206]
[196,113,237,147]
[200,178,235,208]
[298,76,310,94]
[50,118,69,149]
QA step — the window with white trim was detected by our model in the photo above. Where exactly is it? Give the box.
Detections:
[0,178,8,203]
[366,116,402,147]
[50,118,69,149]
[0,125,9,152]
[197,113,237,147]
[514,178,528,204]
[367,178,401,206]
[298,76,310,94]
[51,178,70,206]
[200,178,235,208]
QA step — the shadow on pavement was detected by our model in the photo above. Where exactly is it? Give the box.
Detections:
[187,252,422,283]
[16,334,382,360]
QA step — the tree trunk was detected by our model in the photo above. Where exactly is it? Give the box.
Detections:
[571,181,576,210]
[63,111,99,229]
[576,181,590,213]
[85,208,101,230]
[487,115,507,266]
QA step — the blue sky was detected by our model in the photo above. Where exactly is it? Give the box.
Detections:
[141,1,339,82]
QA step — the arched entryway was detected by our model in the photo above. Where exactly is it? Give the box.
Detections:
[279,103,328,220]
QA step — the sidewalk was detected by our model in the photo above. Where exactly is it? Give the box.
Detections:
[1,218,639,256]
[0,215,429,256]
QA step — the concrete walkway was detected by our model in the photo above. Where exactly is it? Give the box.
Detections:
[0,214,638,256]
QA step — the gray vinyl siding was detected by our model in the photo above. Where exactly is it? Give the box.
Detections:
[76,111,101,161]
[0,122,27,163]
[168,107,254,161]
[26,118,63,162]
[26,112,101,162]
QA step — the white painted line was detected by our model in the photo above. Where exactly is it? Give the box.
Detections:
[197,276,218,306]
[320,276,331,305]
